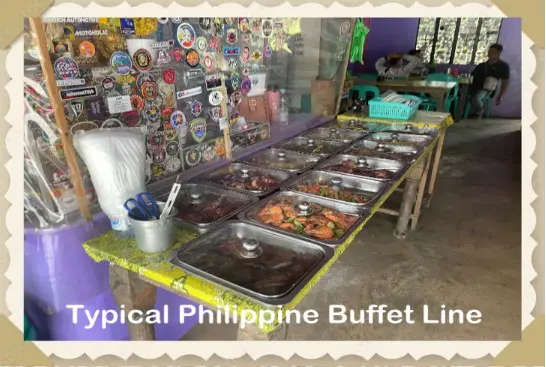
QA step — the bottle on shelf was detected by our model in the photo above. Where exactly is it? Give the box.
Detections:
[279,88,289,125]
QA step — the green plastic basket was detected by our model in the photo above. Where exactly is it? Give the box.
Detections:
[369,95,422,120]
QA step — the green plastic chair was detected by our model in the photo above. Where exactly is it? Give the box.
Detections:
[419,73,459,114]
[301,93,311,113]
[462,90,494,119]
[351,84,380,101]
[24,314,37,341]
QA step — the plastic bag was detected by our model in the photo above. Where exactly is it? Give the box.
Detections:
[73,127,147,233]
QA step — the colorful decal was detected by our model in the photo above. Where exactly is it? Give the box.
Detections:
[238,18,250,33]
[130,94,144,110]
[226,27,238,45]
[252,50,263,62]
[209,106,221,122]
[230,91,242,107]
[203,54,214,71]
[151,40,174,49]
[69,100,84,119]
[190,118,207,143]
[172,48,186,63]
[213,18,224,36]
[120,18,136,35]
[150,132,166,147]
[140,81,158,101]
[185,49,200,67]
[136,72,155,90]
[144,104,161,123]
[161,107,175,122]
[54,57,79,79]
[264,44,273,58]
[241,77,252,95]
[199,18,212,33]
[177,86,202,100]
[188,99,202,117]
[161,68,175,84]
[122,110,140,127]
[209,38,219,53]
[242,66,251,76]
[156,49,172,65]
[166,141,180,156]
[133,49,153,71]
[56,78,86,87]
[231,72,240,89]
[250,18,261,33]
[250,32,262,46]
[177,23,196,49]
[85,96,107,120]
[251,63,260,74]
[101,76,115,91]
[60,86,98,100]
[241,46,251,64]
[165,157,182,173]
[202,144,217,162]
[170,110,186,129]
[339,21,351,36]
[208,90,223,106]
[151,164,165,178]
[153,148,167,164]
[185,147,202,167]
[157,80,176,107]
[205,73,222,90]
[223,47,240,56]
[251,75,259,85]
[79,41,96,57]
[101,118,124,128]
[110,51,133,75]
[228,58,238,71]
[53,39,69,55]
[196,36,208,52]
[241,33,250,45]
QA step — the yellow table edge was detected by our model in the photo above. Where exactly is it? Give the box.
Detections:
[83,115,452,333]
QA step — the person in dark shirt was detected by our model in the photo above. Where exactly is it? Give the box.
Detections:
[468,43,510,118]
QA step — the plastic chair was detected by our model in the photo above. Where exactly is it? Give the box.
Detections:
[351,84,380,102]
[300,94,311,113]
[462,90,494,119]
[419,73,459,114]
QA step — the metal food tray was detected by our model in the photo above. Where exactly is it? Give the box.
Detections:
[238,191,368,247]
[275,137,348,158]
[316,154,406,182]
[196,163,293,198]
[169,220,334,306]
[238,148,321,174]
[301,127,367,144]
[345,139,420,162]
[323,119,371,132]
[156,182,258,231]
[281,170,388,211]
[382,124,439,136]
[366,132,433,148]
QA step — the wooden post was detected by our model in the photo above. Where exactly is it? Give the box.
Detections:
[214,40,233,160]
[334,18,357,116]
[29,18,92,221]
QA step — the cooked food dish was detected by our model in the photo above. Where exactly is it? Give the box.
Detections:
[324,160,395,180]
[212,173,279,192]
[295,184,370,204]
[345,146,415,161]
[175,199,241,224]
[256,199,358,240]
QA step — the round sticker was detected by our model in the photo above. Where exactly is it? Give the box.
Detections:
[79,41,95,57]
[166,141,179,156]
[123,110,140,127]
[251,63,260,74]
[251,75,259,85]
[153,149,166,164]
[177,23,196,49]
[165,157,181,173]
[161,107,175,122]
[239,17,250,33]
[130,94,144,110]
[203,54,214,70]
[133,48,153,72]
[186,49,200,67]
[264,45,272,58]
[242,67,251,76]
[101,77,115,91]
[196,36,208,52]
[163,68,176,84]
[150,132,165,147]
[141,81,158,101]
[185,148,202,167]
[241,77,252,95]
[170,110,186,129]
[199,18,212,32]
[208,90,223,106]
[172,48,186,63]
[136,73,155,90]
[252,50,263,62]
[144,105,161,123]
[54,57,79,79]
[230,91,242,107]
[110,51,132,75]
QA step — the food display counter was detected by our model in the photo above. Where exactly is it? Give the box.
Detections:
[83,111,451,340]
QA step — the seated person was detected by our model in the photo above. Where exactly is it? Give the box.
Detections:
[375,53,421,79]
[408,49,430,76]
[468,43,510,118]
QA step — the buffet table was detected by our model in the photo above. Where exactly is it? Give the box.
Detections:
[83,112,452,341]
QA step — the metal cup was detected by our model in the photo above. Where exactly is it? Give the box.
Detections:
[128,202,177,254]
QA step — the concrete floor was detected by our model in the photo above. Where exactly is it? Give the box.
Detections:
[182,118,522,341]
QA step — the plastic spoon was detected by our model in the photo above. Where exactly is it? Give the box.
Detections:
[160,175,181,222]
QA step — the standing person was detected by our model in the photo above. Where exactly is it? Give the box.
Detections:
[375,53,421,79]
[468,43,510,118]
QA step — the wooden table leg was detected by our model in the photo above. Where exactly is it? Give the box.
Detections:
[109,264,157,340]
[425,129,446,208]
[429,91,447,112]
[393,158,425,239]
[237,321,289,340]
[456,83,469,121]
[410,151,432,230]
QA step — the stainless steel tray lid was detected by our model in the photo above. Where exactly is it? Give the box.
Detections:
[327,119,370,131]
[203,163,285,193]
[279,137,345,155]
[173,183,252,225]
[175,221,326,298]
[291,174,375,204]
[241,148,318,171]
[303,127,365,142]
